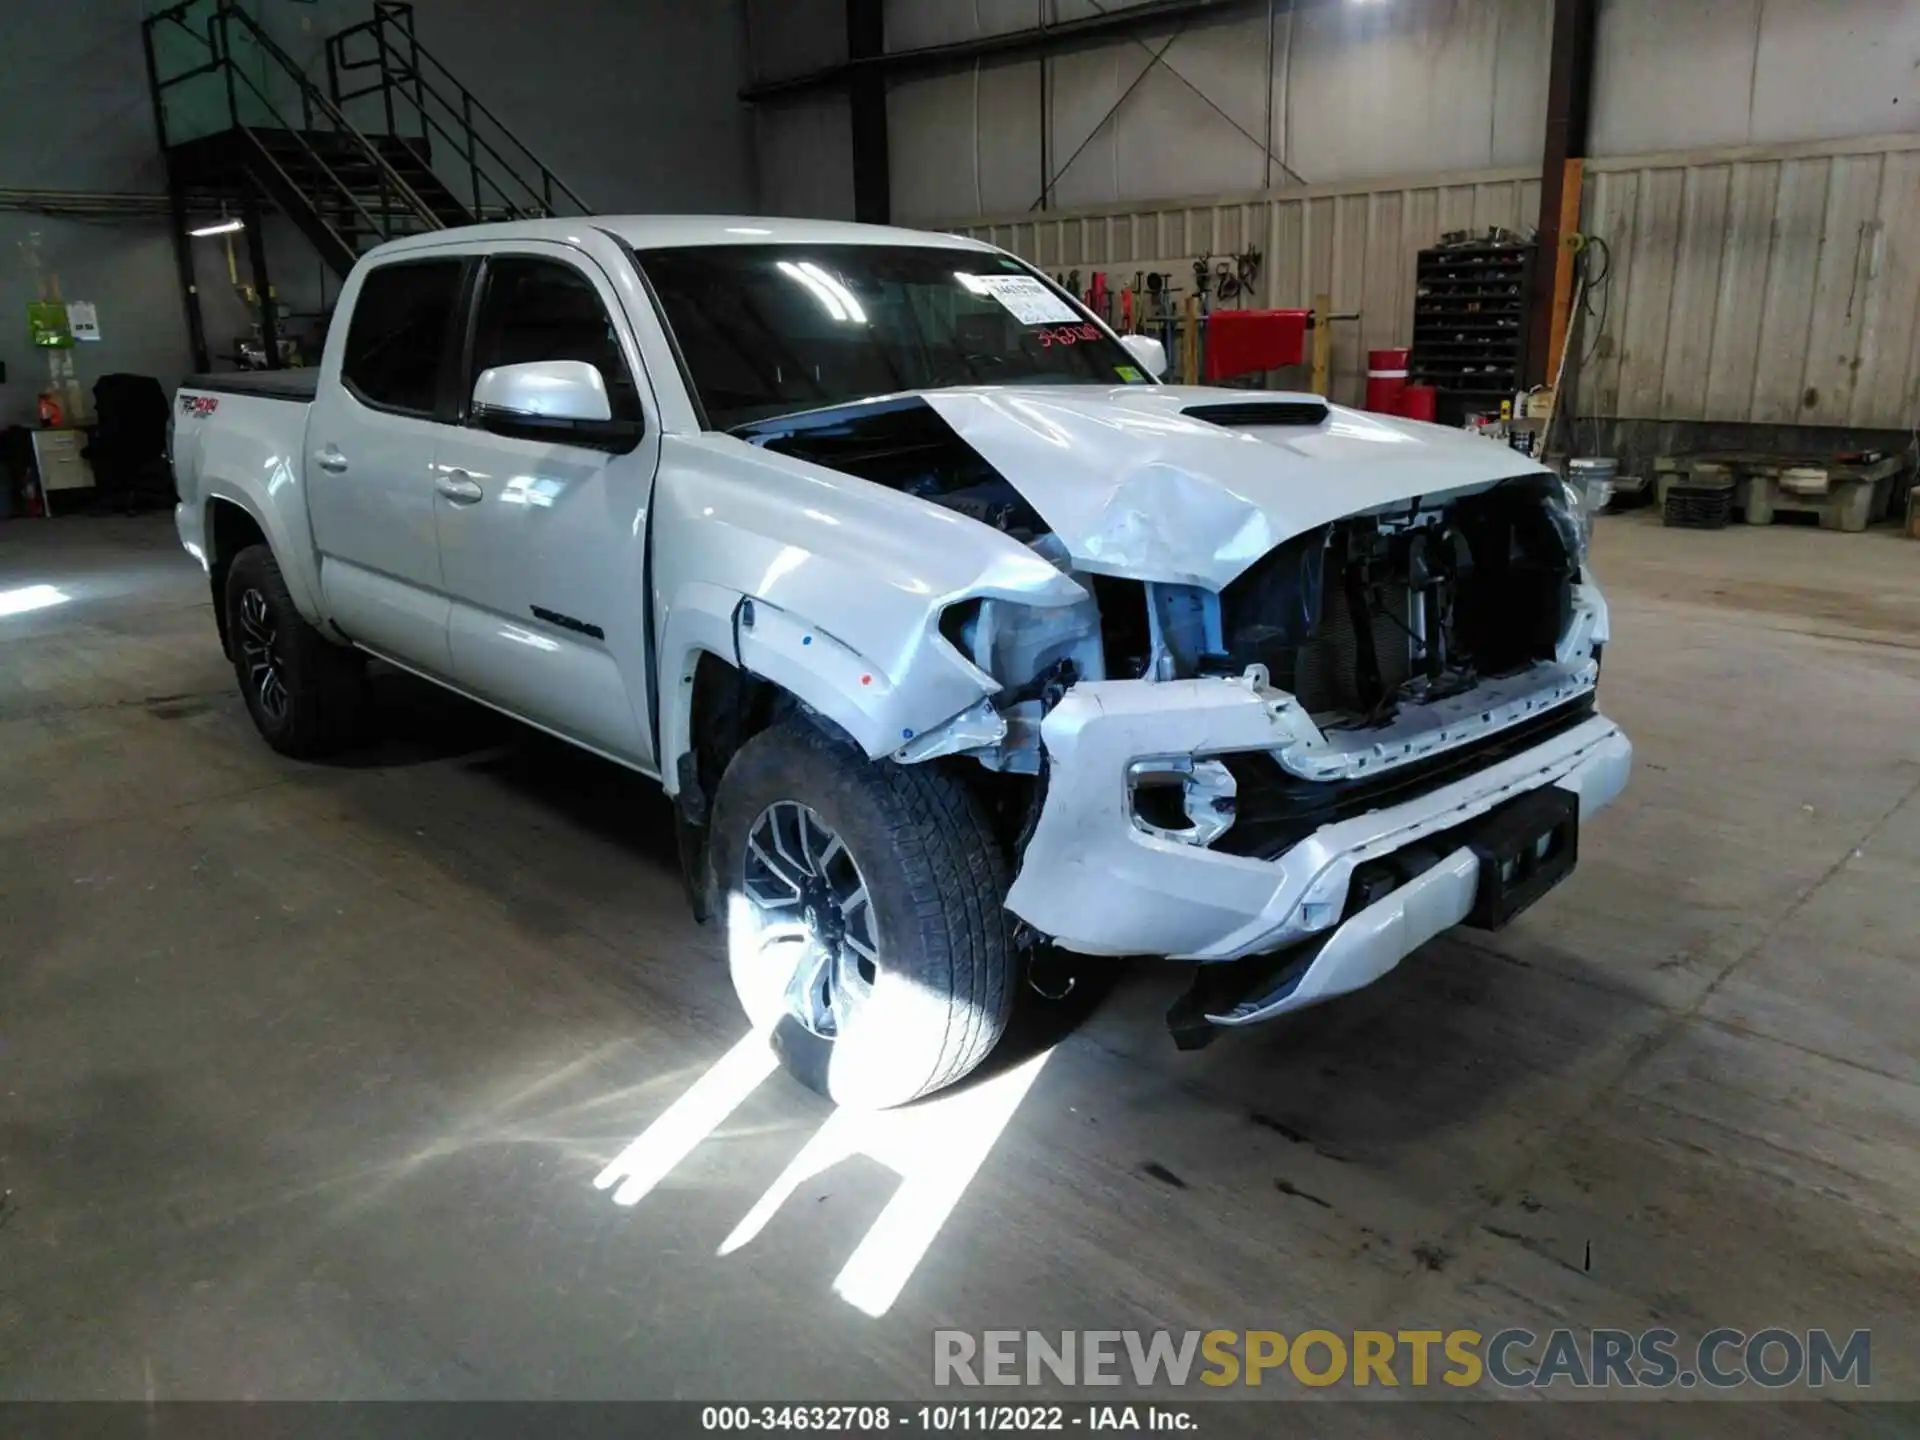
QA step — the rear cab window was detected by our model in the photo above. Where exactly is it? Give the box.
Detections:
[341,259,466,417]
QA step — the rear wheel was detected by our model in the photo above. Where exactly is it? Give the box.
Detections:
[710,718,1014,1109]
[224,544,365,757]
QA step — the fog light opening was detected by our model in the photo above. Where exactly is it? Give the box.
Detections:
[1127,757,1237,848]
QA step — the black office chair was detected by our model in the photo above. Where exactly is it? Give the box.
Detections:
[86,373,173,511]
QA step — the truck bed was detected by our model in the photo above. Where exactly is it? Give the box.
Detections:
[181,370,320,403]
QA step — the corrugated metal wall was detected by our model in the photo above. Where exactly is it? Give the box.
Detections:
[951,168,1541,407]
[1580,136,1920,430]
[948,134,1920,428]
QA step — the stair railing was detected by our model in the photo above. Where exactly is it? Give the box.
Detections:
[325,1,587,222]
[144,0,450,262]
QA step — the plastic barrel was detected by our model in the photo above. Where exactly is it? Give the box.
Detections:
[1401,384,1438,423]
[1366,348,1410,415]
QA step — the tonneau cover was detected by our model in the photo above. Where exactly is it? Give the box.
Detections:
[181,370,319,402]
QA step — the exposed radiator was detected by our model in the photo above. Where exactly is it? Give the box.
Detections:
[1293,579,1413,718]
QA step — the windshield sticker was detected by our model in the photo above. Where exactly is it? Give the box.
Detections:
[1114,365,1145,383]
[970,274,1080,325]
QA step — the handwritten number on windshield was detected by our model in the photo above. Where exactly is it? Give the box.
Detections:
[1036,323,1104,348]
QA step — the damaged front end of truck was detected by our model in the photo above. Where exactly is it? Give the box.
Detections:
[734,383,1632,1044]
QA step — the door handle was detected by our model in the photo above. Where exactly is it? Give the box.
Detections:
[435,469,484,504]
[315,448,350,474]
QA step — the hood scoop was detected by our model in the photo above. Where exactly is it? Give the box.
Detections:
[1183,399,1329,429]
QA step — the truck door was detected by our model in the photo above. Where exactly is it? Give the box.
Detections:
[431,246,660,770]
[307,256,469,675]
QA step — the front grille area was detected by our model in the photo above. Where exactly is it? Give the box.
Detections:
[1215,694,1598,860]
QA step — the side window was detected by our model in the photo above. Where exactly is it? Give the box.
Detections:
[341,260,463,416]
[469,257,641,422]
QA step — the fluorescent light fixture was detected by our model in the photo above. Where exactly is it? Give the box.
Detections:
[797,261,866,323]
[189,218,245,237]
[778,260,849,321]
[0,584,70,617]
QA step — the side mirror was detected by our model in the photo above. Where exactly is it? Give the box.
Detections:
[1120,333,1168,379]
[471,360,639,449]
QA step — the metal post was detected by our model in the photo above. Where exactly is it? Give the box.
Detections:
[1529,0,1597,387]
[398,6,427,142]
[376,7,397,138]
[145,19,212,373]
[141,17,171,152]
[1037,1,1050,213]
[243,196,281,369]
[846,0,889,223]
[1310,293,1331,398]
[218,7,240,129]
[1263,0,1275,189]
[465,92,480,217]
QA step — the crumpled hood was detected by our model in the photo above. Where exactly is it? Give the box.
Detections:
[919,384,1549,590]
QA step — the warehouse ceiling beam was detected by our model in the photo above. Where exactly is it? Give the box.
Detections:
[1529,0,1597,388]
[740,0,1265,102]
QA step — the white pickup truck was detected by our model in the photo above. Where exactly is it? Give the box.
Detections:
[171,216,1630,1107]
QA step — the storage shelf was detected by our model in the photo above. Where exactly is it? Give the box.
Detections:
[1411,239,1534,424]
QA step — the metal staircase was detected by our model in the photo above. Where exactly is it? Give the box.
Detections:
[144,0,586,368]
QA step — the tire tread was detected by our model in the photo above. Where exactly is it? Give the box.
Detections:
[721,718,1014,1105]
[225,544,364,757]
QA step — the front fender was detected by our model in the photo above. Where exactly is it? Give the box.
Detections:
[651,433,1093,792]
[658,581,996,794]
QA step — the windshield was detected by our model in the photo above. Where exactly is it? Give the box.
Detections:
[636,244,1151,429]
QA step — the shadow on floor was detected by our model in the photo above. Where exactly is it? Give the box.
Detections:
[295,667,1637,1154]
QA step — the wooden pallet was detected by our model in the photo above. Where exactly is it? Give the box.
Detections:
[1654,451,1911,533]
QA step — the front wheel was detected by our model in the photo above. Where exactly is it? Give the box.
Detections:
[709,719,1015,1109]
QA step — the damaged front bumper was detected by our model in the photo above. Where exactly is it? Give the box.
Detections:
[1004,667,1631,1009]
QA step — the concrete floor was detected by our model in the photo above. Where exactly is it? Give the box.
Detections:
[1,512,1916,1429]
